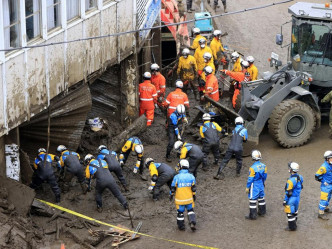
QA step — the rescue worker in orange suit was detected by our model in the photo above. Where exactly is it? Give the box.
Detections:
[84,154,128,213]
[166,104,188,162]
[170,159,197,231]
[177,48,199,100]
[119,136,145,175]
[246,56,258,81]
[56,145,87,194]
[97,145,129,192]
[30,148,61,203]
[200,113,223,171]
[139,72,157,126]
[151,63,166,108]
[194,38,213,78]
[203,66,219,101]
[190,27,207,51]
[174,140,204,177]
[145,158,176,201]
[210,30,226,71]
[165,80,190,118]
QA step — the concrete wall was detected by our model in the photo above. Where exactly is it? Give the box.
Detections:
[0,0,135,137]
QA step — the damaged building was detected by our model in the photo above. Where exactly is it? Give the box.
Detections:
[0,0,163,184]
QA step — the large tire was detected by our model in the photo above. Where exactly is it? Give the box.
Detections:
[268,99,316,148]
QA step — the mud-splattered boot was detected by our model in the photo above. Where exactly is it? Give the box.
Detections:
[257,198,266,217]
[318,210,329,220]
[177,212,185,230]
[245,201,257,220]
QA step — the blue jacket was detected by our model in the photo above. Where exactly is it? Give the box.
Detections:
[315,161,332,185]
[169,111,186,135]
[284,173,303,203]
[246,161,267,188]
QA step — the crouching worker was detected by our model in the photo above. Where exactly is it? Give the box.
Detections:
[97,145,129,192]
[170,159,197,231]
[30,148,61,203]
[145,158,176,201]
[85,154,128,213]
[119,136,145,176]
[56,145,87,194]
[284,162,303,231]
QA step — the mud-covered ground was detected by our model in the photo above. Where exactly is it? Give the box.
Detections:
[10,0,332,248]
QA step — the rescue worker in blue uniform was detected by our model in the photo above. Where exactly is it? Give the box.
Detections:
[119,136,144,175]
[30,148,61,203]
[284,162,303,231]
[170,159,197,231]
[145,158,176,201]
[174,140,204,177]
[315,150,332,220]
[214,116,248,179]
[245,150,267,220]
[97,145,129,192]
[200,113,223,171]
[85,154,128,213]
[166,104,188,162]
[56,145,87,194]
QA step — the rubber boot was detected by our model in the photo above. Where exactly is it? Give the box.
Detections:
[213,159,219,165]
[188,209,196,231]
[214,169,225,180]
[257,198,266,216]
[166,154,172,162]
[80,182,88,194]
[245,207,257,220]
[55,195,61,203]
[318,210,329,220]
[177,212,185,230]
[286,214,297,231]
[325,207,332,213]
[97,205,103,213]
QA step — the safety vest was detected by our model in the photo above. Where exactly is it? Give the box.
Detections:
[139,80,157,109]
[165,88,189,114]
[194,46,213,71]
[204,74,219,101]
[151,73,166,97]
[177,55,197,81]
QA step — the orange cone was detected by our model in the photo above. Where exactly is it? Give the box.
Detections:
[60,243,65,249]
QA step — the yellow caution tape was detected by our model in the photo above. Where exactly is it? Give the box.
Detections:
[37,199,219,249]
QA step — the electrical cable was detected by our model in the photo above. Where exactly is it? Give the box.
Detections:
[0,0,293,52]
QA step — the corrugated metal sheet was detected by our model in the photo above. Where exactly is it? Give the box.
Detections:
[19,82,92,162]
[137,0,150,29]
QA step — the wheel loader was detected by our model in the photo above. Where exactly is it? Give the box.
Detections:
[238,2,332,148]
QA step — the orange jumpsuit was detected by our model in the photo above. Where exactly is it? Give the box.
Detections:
[204,74,219,101]
[165,88,189,117]
[139,80,157,126]
[224,70,249,108]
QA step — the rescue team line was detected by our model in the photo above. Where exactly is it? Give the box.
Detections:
[37,199,219,249]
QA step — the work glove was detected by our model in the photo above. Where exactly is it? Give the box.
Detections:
[169,195,174,201]
[148,185,154,191]
[193,195,196,201]
[324,182,329,186]
[177,134,182,141]
[158,97,163,103]
[283,200,287,206]
[245,188,250,194]
[79,159,84,164]
[220,69,228,74]
[54,156,60,162]
[120,161,124,167]
[155,104,158,109]
[315,175,322,182]
[123,202,128,210]
[183,117,188,124]
[133,167,138,174]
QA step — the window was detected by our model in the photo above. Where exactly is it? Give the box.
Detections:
[3,0,20,50]
[85,0,97,11]
[25,0,41,41]
[67,0,80,21]
[47,0,61,31]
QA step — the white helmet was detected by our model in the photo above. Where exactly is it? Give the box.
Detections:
[143,72,151,79]
[175,79,184,88]
[202,113,211,121]
[199,38,206,45]
[203,66,213,75]
[241,60,249,68]
[324,151,332,160]
[231,51,240,60]
[134,144,144,154]
[174,141,184,152]
[179,159,190,169]
[151,63,160,71]
[84,154,94,164]
[193,27,200,34]
[213,30,222,36]
[38,148,46,154]
[235,116,244,124]
[176,104,186,115]
[182,48,190,55]
[98,145,107,153]
[251,150,262,160]
[145,157,154,168]
[203,52,212,60]
[247,56,255,63]
[57,145,67,153]
[288,162,300,172]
